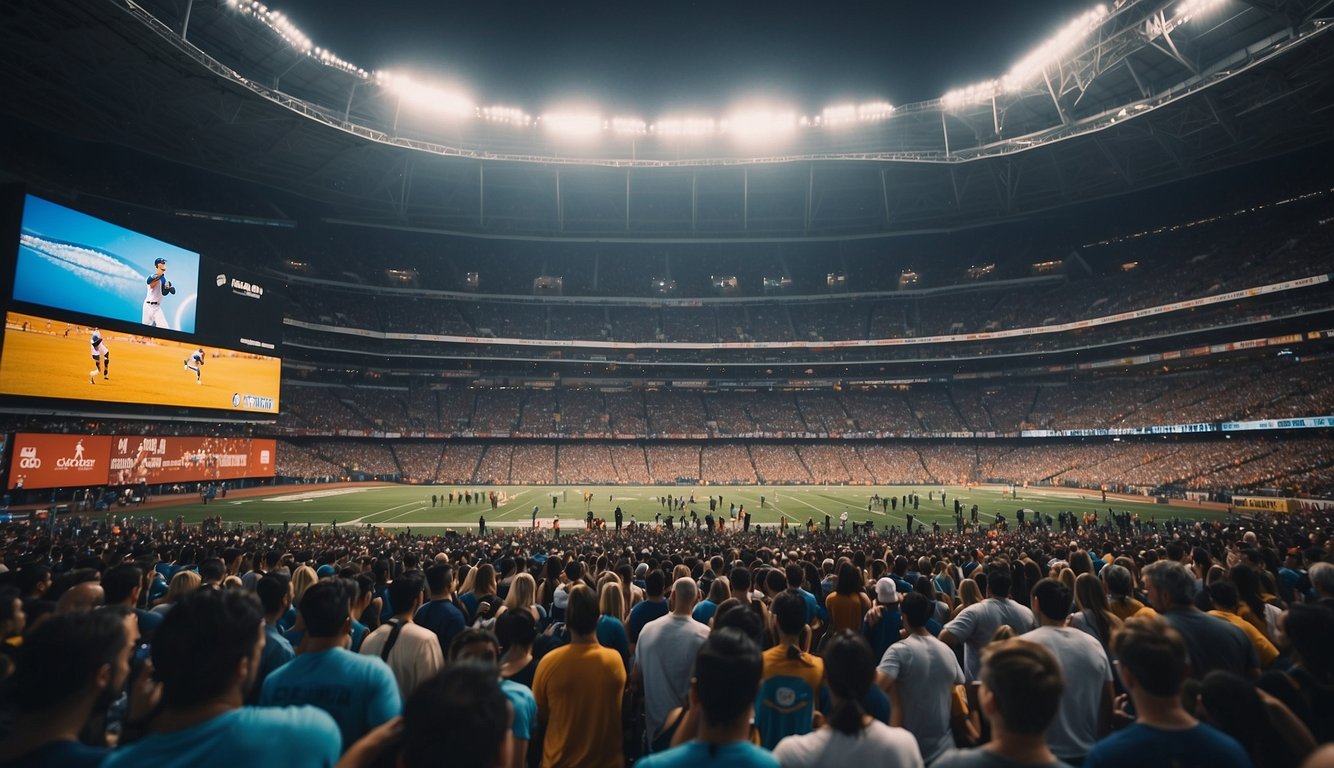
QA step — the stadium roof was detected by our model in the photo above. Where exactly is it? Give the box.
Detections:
[2,0,1333,239]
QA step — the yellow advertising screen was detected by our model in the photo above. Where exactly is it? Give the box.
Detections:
[0,311,280,414]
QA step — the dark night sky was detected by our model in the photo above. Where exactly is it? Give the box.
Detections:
[269,0,1075,113]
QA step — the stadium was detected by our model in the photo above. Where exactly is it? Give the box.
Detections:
[3,2,1334,767]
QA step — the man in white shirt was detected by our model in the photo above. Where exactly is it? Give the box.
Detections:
[1024,578,1113,765]
[878,592,966,764]
[940,562,1035,681]
[359,573,443,699]
[632,576,710,748]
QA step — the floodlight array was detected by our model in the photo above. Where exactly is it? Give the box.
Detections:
[943,4,1110,108]
[227,0,369,78]
[1175,0,1229,23]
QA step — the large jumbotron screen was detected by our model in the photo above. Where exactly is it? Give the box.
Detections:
[0,192,283,415]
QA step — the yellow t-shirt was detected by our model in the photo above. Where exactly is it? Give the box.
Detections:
[533,641,626,768]
[1208,609,1279,668]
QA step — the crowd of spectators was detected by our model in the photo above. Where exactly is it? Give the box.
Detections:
[2,500,1331,767]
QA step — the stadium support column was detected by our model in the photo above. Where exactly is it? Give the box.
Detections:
[479,162,485,228]
[181,0,194,41]
[743,168,749,232]
[556,169,564,232]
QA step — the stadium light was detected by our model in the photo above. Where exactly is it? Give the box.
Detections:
[481,106,532,126]
[652,117,717,137]
[942,80,998,109]
[611,117,648,136]
[722,107,797,141]
[1002,5,1108,92]
[1175,0,1228,23]
[820,101,895,127]
[378,72,474,119]
[539,111,604,138]
[229,0,369,77]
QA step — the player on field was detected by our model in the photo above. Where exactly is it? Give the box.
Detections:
[143,257,174,327]
[184,348,205,384]
[89,327,110,383]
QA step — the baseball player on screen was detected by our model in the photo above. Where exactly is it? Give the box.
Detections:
[89,327,110,383]
[184,348,205,384]
[143,257,175,327]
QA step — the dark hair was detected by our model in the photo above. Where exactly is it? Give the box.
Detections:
[102,563,143,605]
[495,609,537,651]
[1199,670,1294,768]
[900,592,931,628]
[1112,617,1187,696]
[298,580,352,638]
[1228,565,1268,628]
[835,563,861,596]
[7,609,128,711]
[985,562,1012,598]
[401,662,510,768]
[199,558,226,584]
[980,639,1063,736]
[388,573,425,616]
[565,584,598,635]
[785,564,804,590]
[1207,580,1240,610]
[153,589,263,708]
[425,564,454,596]
[447,628,500,663]
[255,572,292,614]
[1284,603,1334,681]
[822,631,874,735]
[16,564,52,596]
[1032,578,1072,622]
[713,598,765,646]
[728,566,751,593]
[772,590,807,645]
[645,569,666,598]
[694,628,763,726]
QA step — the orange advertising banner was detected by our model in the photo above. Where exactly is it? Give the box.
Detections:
[8,434,112,489]
[7,434,277,489]
[107,436,277,486]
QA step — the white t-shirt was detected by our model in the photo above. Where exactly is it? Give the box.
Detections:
[878,632,964,763]
[942,598,1036,681]
[359,620,445,699]
[635,612,710,739]
[1023,625,1112,761]
[774,720,925,768]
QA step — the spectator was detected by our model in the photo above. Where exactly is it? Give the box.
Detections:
[446,629,538,768]
[151,570,200,616]
[877,592,966,764]
[628,569,669,654]
[359,573,444,699]
[635,629,778,768]
[532,583,626,768]
[101,563,163,643]
[1025,578,1114,765]
[1084,618,1251,768]
[596,581,630,667]
[941,563,1036,681]
[103,589,341,768]
[1141,560,1258,679]
[253,573,296,701]
[826,563,872,634]
[1205,581,1279,669]
[756,591,824,750]
[635,577,710,752]
[1257,603,1334,743]
[775,629,923,767]
[1100,564,1151,621]
[1198,671,1312,768]
[693,577,730,626]
[863,577,904,660]
[260,580,402,750]
[415,563,467,656]
[933,639,1070,768]
[0,609,135,767]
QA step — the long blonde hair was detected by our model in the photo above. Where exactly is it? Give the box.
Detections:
[599,581,625,621]
[504,573,537,612]
[161,570,201,604]
[291,565,318,605]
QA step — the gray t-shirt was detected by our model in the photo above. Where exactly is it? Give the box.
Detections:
[877,632,964,763]
[634,612,710,739]
[1024,626,1113,761]
[1160,607,1258,678]
[942,598,1036,681]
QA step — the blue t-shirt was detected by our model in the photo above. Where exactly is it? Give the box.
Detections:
[134,608,164,643]
[863,607,904,660]
[102,706,340,768]
[415,598,467,655]
[500,679,537,741]
[4,740,106,768]
[627,599,669,643]
[1084,722,1251,768]
[349,619,369,653]
[638,740,780,768]
[259,647,402,750]
[692,599,718,625]
[596,615,630,661]
[254,623,295,700]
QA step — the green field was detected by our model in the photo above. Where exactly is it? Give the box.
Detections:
[153,483,1228,531]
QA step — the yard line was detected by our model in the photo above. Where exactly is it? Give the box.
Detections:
[348,499,428,526]
[491,489,537,519]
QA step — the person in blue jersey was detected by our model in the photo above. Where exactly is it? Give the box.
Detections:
[0,608,137,768]
[103,588,342,768]
[636,628,778,768]
[88,327,109,383]
[415,563,467,656]
[1084,618,1252,768]
[260,580,401,751]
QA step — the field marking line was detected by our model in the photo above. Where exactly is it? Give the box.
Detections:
[492,489,536,519]
[348,499,428,526]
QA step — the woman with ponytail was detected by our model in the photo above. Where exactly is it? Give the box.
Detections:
[773,630,924,768]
